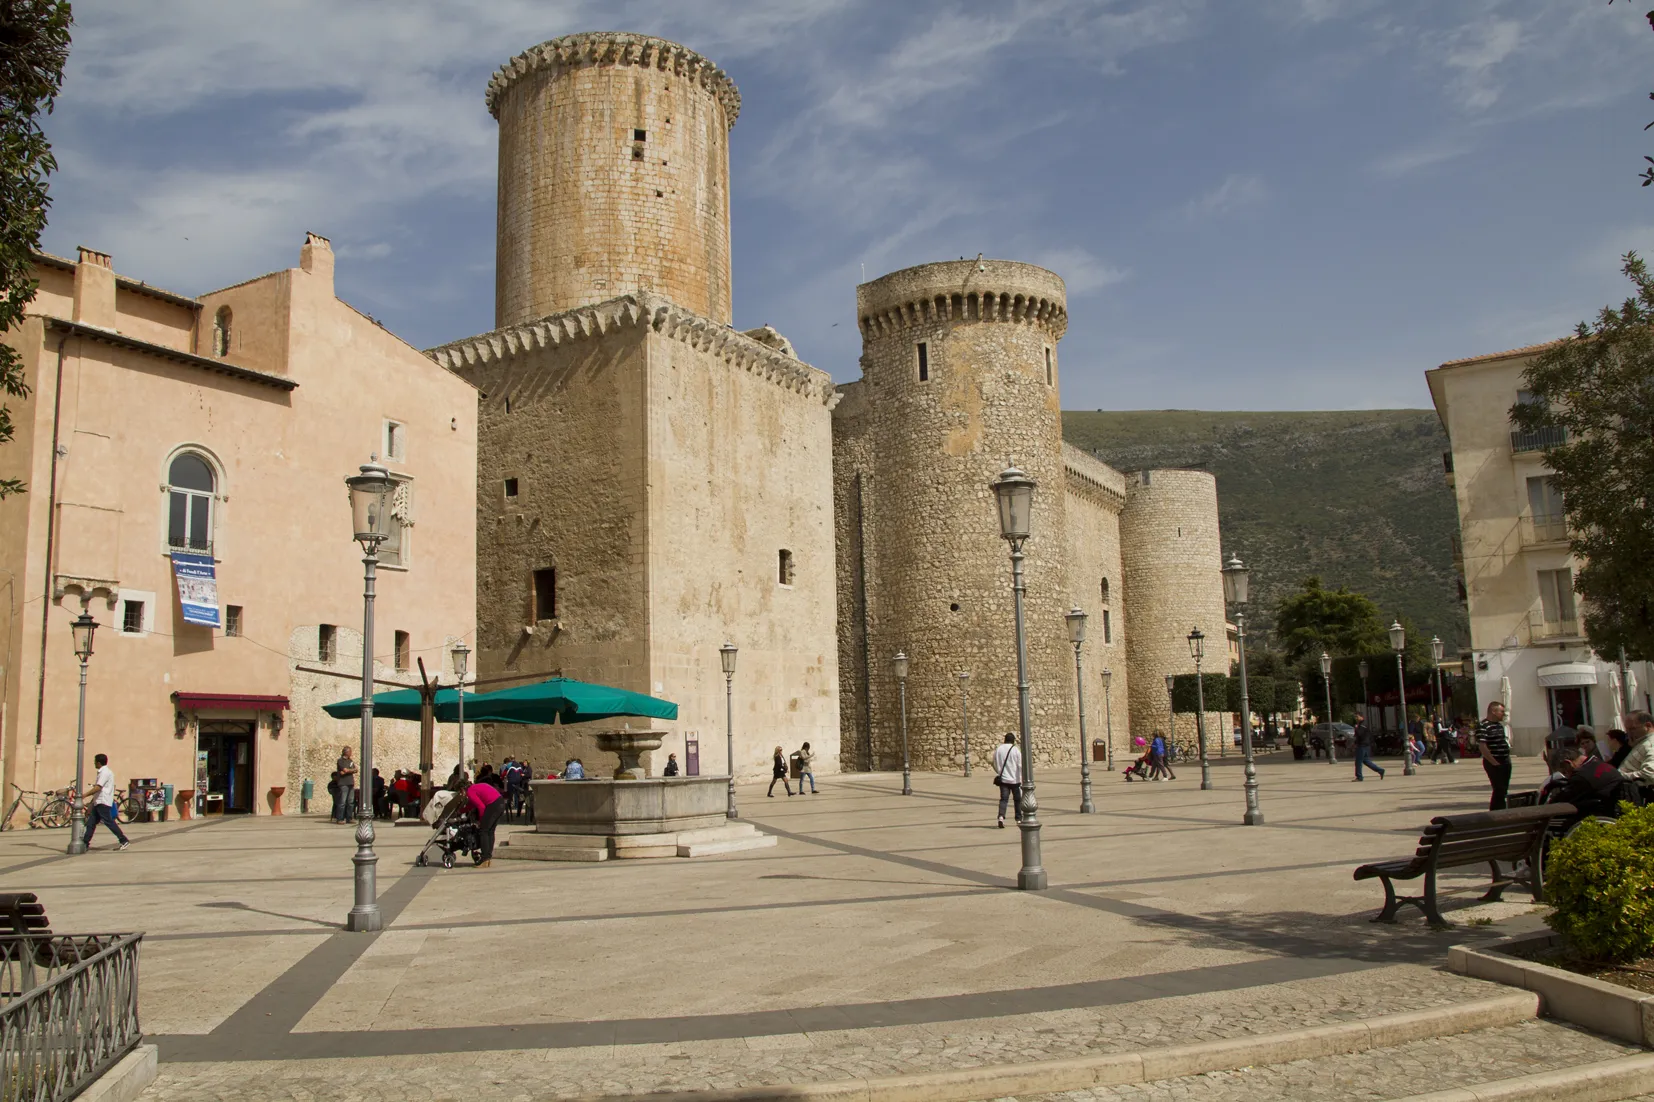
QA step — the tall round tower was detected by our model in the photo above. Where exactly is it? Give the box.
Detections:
[487,32,739,327]
[1119,469,1229,755]
[856,260,1073,771]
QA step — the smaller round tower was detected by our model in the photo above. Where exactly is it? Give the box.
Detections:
[855,260,1073,771]
[1120,469,1229,756]
[488,32,739,327]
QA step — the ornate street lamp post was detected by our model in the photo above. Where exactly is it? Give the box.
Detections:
[958,671,971,777]
[1392,620,1415,776]
[1320,651,1337,765]
[721,642,738,819]
[66,611,98,856]
[1222,555,1263,825]
[1189,627,1212,790]
[451,640,470,781]
[1066,607,1094,814]
[344,460,395,932]
[1101,667,1115,771]
[992,465,1045,890]
[893,652,912,795]
[1165,673,1176,764]
[1430,635,1445,733]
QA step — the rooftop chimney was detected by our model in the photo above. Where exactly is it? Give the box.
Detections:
[72,246,116,328]
[300,231,334,294]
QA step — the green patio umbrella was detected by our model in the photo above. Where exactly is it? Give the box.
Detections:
[457,677,678,726]
[322,677,675,726]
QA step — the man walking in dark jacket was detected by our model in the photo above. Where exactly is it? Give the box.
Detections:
[1352,715,1384,781]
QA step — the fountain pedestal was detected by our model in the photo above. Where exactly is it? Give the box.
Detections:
[594,729,663,780]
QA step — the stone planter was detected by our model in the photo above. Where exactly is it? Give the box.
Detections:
[1448,930,1654,1046]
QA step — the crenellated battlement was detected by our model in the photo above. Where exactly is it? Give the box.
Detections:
[485,31,742,126]
[425,292,837,408]
[856,259,1067,342]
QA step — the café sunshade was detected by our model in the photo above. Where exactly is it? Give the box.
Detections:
[323,677,675,726]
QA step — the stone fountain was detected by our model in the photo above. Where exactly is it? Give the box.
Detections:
[500,728,776,863]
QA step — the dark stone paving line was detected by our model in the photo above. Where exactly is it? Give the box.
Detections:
[185,865,434,1043]
[147,927,334,942]
[152,954,1379,1063]
[0,817,228,876]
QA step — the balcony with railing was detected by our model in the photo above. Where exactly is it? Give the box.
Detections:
[1442,450,1455,489]
[1521,514,1570,547]
[1510,425,1568,453]
[1532,618,1580,642]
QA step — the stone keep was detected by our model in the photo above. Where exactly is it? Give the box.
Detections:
[490,32,737,328]
[834,261,1081,772]
[432,33,840,781]
[835,261,1224,774]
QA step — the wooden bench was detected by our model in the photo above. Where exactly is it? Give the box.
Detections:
[1353,803,1574,928]
[0,892,107,989]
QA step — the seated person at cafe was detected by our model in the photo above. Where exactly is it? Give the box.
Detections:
[1543,738,1625,826]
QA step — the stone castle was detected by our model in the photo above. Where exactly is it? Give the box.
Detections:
[430,31,1227,779]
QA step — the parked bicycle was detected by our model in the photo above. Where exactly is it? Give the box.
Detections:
[2,784,72,830]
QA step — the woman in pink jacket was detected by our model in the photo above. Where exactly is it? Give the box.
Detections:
[463,779,506,868]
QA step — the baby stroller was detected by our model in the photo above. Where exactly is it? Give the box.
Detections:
[414,789,483,869]
[1123,738,1152,782]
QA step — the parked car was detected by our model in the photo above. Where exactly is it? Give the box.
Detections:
[1309,722,1355,752]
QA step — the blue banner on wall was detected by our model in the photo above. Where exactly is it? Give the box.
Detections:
[170,552,221,627]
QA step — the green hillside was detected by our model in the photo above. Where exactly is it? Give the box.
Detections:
[1062,410,1469,652]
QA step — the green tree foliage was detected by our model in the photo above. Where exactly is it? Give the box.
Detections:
[1608,1,1654,187]
[1275,576,1388,663]
[1170,672,1229,714]
[0,0,72,498]
[1511,253,1654,660]
[1545,804,1654,963]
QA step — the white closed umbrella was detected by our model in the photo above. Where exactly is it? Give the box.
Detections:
[1500,676,1512,723]
[1609,668,1625,730]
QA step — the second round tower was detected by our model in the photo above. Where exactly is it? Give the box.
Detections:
[854,260,1074,771]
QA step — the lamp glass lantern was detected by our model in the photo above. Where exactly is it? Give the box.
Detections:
[892,651,909,680]
[1187,626,1205,661]
[1065,606,1087,645]
[1319,651,1332,678]
[1358,659,1369,680]
[71,612,97,661]
[1389,620,1406,653]
[1102,667,1113,691]
[719,642,738,676]
[450,640,470,681]
[1220,554,1250,606]
[1430,635,1444,664]
[991,465,1036,542]
[1164,673,1175,695]
[346,462,397,549]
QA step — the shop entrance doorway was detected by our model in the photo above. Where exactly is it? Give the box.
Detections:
[197,720,256,814]
[1547,687,1593,732]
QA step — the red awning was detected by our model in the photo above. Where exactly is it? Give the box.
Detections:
[171,692,289,711]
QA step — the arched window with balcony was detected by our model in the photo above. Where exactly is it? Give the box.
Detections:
[167,452,215,552]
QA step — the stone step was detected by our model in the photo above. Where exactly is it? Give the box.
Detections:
[497,822,774,861]
[1002,1018,1653,1102]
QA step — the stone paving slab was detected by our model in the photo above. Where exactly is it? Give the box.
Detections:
[1008,1018,1644,1101]
[141,964,1512,1100]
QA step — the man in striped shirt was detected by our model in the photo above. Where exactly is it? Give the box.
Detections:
[1474,701,1513,810]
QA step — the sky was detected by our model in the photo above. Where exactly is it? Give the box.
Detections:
[36,0,1654,411]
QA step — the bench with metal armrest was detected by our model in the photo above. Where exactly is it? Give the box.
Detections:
[1353,804,1574,929]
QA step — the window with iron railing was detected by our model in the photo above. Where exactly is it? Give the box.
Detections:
[1510,425,1567,453]
[1536,568,1578,639]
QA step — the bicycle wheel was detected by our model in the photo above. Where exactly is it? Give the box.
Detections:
[1,797,21,831]
[116,796,143,824]
[39,798,71,830]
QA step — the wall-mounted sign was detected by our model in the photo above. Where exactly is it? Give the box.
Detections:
[170,552,220,627]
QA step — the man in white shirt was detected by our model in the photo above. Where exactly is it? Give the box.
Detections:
[992,733,1023,829]
[1621,711,1654,792]
[81,753,129,851]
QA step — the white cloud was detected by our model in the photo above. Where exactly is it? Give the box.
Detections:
[1441,17,1522,112]
[1371,141,1470,178]
[1182,174,1268,221]
[1030,247,1128,295]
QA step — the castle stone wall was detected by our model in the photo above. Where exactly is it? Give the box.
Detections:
[1063,445,1129,767]
[841,260,1075,774]
[491,32,736,328]
[1120,469,1228,757]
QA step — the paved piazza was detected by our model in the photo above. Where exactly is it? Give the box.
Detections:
[2,754,1563,1099]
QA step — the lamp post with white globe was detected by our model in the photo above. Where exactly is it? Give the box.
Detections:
[1221,555,1262,825]
[1392,620,1415,776]
[992,465,1045,891]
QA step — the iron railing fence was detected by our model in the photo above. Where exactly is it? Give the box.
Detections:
[0,934,141,1102]
[1510,425,1568,453]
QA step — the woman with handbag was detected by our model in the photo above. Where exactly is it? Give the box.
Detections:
[992,733,1022,828]
[767,746,794,797]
